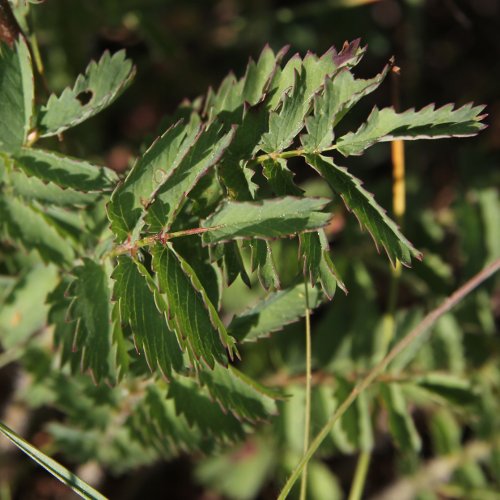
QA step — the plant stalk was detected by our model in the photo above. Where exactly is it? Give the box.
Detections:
[349,66,407,498]
[299,278,312,500]
[348,450,372,500]
[391,64,405,227]
[255,144,338,164]
[277,258,500,499]
[105,225,221,259]
[376,63,406,362]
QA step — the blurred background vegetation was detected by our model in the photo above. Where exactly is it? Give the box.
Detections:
[1,0,499,498]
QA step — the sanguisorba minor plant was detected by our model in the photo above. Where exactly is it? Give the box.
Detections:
[1,4,495,498]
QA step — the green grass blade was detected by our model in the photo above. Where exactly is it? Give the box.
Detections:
[0,421,107,500]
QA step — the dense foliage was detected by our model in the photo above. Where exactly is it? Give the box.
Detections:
[0,2,499,499]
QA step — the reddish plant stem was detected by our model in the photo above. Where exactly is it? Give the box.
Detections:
[107,225,221,259]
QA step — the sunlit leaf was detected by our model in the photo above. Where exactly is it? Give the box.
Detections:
[262,44,364,153]
[305,154,421,266]
[8,167,99,206]
[336,103,486,157]
[112,256,183,377]
[152,243,236,368]
[0,38,33,153]
[39,50,135,137]
[145,123,235,232]
[202,196,332,244]
[108,118,200,241]
[14,147,117,192]
[301,63,390,152]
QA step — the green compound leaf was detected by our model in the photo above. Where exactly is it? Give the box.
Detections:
[42,205,87,245]
[228,282,323,343]
[205,44,282,119]
[240,44,282,106]
[305,154,421,266]
[0,38,34,154]
[152,243,236,369]
[67,259,115,383]
[145,123,235,233]
[14,147,117,192]
[0,196,75,265]
[199,364,279,422]
[336,103,486,157]
[217,104,268,201]
[201,196,332,244]
[380,383,422,452]
[1,140,97,207]
[266,40,364,111]
[0,421,107,500]
[206,72,241,119]
[8,168,100,206]
[328,62,392,126]
[167,376,245,442]
[300,79,336,153]
[38,50,135,137]
[301,63,390,152]
[50,276,130,382]
[112,256,183,378]
[261,42,364,153]
[261,68,308,153]
[266,53,301,111]
[108,118,200,241]
[261,52,334,153]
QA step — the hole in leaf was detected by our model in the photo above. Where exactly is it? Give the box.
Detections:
[76,90,93,105]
